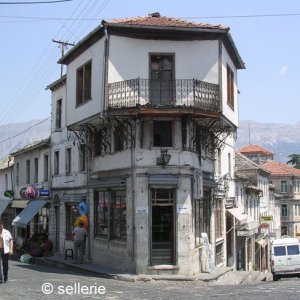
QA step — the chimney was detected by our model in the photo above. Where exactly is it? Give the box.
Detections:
[149,12,161,18]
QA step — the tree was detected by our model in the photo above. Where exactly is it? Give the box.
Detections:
[287,154,300,169]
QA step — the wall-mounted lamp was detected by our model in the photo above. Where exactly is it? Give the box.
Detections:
[157,149,171,167]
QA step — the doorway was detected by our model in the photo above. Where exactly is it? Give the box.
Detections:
[150,54,174,105]
[150,188,175,265]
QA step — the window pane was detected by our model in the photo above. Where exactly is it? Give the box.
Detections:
[153,121,172,147]
[287,245,300,255]
[111,190,126,240]
[274,246,286,256]
[94,191,109,237]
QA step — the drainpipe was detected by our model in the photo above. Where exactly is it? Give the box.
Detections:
[130,123,136,271]
[103,25,109,112]
[233,216,237,271]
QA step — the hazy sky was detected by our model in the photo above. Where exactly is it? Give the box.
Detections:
[1,0,299,125]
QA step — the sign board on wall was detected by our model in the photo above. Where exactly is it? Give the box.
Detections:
[194,169,203,199]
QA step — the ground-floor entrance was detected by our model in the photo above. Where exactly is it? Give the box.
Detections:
[150,188,175,265]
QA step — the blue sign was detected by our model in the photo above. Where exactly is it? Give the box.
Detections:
[38,189,50,197]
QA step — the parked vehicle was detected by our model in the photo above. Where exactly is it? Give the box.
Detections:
[271,236,300,281]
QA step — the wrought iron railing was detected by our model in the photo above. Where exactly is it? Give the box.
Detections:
[108,79,220,112]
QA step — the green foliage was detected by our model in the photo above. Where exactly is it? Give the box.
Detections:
[287,154,300,169]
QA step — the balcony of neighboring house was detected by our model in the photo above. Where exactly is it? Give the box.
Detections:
[106,78,220,118]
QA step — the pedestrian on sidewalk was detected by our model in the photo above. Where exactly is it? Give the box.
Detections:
[0,221,13,283]
[72,222,88,264]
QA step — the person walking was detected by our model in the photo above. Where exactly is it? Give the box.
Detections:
[0,221,13,283]
[72,222,87,264]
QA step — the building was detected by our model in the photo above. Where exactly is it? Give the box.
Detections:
[9,139,51,244]
[47,75,88,255]
[55,13,244,275]
[239,144,274,165]
[263,160,300,239]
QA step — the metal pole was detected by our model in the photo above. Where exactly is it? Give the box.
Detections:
[233,217,237,271]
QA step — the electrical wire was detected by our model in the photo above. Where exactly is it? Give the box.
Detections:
[0,117,50,144]
[0,0,73,4]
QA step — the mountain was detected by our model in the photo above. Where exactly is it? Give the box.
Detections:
[0,119,298,164]
[0,119,51,160]
[236,120,300,163]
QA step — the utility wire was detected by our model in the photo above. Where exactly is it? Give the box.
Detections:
[0,0,72,4]
[0,117,50,144]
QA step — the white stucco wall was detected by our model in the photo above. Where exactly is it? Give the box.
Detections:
[108,36,218,83]
[221,44,239,127]
[66,39,105,127]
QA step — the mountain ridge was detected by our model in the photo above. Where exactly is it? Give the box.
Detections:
[0,119,298,163]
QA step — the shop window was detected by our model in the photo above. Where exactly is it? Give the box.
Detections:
[94,190,126,241]
[66,204,80,240]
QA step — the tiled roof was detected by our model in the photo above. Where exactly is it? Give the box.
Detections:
[235,151,260,171]
[104,12,229,31]
[262,160,300,176]
[239,144,274,155]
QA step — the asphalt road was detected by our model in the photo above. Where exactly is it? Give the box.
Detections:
[1,260,300,299]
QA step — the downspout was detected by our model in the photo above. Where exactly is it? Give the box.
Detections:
[103,25,110,112]
[130,122,136,270]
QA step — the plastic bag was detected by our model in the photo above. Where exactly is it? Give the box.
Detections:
[20,253,32,263]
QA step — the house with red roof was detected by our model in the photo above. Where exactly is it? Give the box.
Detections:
[262,160,300,238]
[239,144,274,165]
[52,12,245,275]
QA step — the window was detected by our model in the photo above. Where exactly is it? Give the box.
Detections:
[55,99,62,129]
[153,121,172,147]
[34,157,38,183]
[195,191,211,245]
[281,204,288,217]
[114,125,124,152]
[281,225,288,236]
[65,148,71,175]
[287,245,300,255]
[281,180,288,193]
[66,204,80,240]
[44,155,49,182]
[16,162,19,186]
[94,191,109,237]
[228,153,231,177]
[5,174,8,190]
[54,151,59,175]
[215,199,223,239]
[76,61,92,106]
[227,64,234,109]
[274,246,286,256]
[79,144,86,172]
[94,190,126,241]
[26,159,30,184]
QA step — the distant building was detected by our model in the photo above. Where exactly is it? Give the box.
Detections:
[239,144,274,165]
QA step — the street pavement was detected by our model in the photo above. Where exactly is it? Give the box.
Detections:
[1,259,299,299]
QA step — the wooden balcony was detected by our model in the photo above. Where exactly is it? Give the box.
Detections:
[107,78,220,117]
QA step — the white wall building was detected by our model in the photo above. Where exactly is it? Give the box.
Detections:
[55,13,244,275]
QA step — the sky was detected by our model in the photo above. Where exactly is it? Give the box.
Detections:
[1,0,299,126]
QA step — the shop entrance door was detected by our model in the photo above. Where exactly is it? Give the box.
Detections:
[150,188,175,265]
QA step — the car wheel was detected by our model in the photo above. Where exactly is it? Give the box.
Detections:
[273,275,279,281]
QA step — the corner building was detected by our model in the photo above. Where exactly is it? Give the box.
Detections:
[57,13,245,275]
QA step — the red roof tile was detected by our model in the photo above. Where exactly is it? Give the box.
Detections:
[262,160,300,176]
[239,144,274,155]
[104,12,229,31]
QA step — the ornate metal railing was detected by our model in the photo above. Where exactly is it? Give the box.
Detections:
[108,79,220,112]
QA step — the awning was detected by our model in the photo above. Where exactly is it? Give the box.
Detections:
[0,199,10,217]
[227,208,248,223]
[257,238,268,247]
[12,200,47,228]
[11,200,29,208]
[148,174,179,186]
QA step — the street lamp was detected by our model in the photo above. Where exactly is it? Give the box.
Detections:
[157,149,171,167]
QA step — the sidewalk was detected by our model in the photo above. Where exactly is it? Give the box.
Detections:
[31,254,272,285]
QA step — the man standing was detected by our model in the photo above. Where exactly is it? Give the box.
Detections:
[0,221,13,283]
[72,222,87,264]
